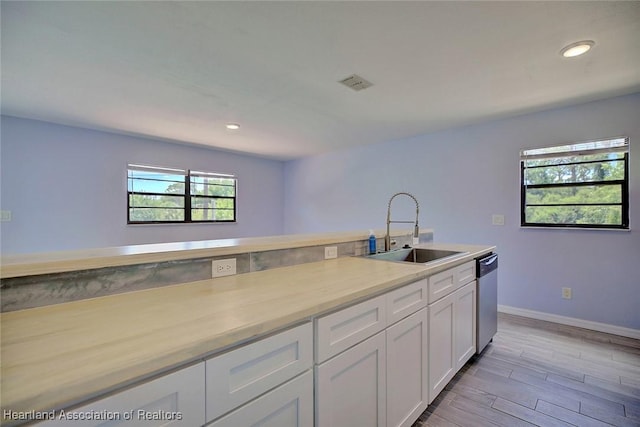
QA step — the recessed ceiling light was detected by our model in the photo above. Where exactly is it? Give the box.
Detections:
[226,123,240,130]
[560,40,595,58]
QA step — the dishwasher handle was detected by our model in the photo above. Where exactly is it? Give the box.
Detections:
[476,253,498,277]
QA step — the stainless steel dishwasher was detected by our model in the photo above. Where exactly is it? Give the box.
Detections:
[476,252,498,354]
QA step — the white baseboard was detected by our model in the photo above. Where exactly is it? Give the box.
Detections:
[498,305,640,340]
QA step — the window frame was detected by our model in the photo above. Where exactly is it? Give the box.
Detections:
[520,137,629,230]
[188,170,237,223]
[127,164,237,224]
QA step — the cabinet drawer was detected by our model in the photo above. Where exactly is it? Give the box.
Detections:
[428,261,476,303]
[206,322,312,422]
[428,267,456,303]
[207,371,313,427]
[386,279,428,326]
[38,363,205,427]
[315,295,386,363]
[456,261,476,287]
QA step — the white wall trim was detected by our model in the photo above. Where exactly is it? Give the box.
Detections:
[498,305,640,340]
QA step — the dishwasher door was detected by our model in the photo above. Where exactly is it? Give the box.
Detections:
[476,253,498,354]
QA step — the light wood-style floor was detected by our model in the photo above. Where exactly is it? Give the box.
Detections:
[413,313,640,427]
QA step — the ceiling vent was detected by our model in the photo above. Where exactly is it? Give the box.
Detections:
[338,74,373,92]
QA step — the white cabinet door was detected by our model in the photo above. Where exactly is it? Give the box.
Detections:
[315,295,386,363]
[38,363,205,427]
[315,332,386,427]
[386,308,428,427]
[454,281,477,370]
[206,322,312,422]
[207,371,313,427]
[428,293,455,403]
[428,278,477,403]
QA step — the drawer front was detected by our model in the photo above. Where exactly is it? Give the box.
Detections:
[315,295,386,363]
[456,261,476,287]
[386,279,428,326]
[206,322,313,422]
[38,363,205,427]
[428,267,457,303]
[207,371,313,427]
[428,261,477,303]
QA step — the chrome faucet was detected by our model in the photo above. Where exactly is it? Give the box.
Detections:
[385,192,420,252]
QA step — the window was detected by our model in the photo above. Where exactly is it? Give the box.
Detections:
[127,164,236,224]
[520,137,629,229]
[189,171,236,222]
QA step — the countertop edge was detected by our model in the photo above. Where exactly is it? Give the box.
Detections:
[0,229,434,278]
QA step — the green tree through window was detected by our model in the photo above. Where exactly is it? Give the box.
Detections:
[520,138,629,229]
[127,165,236,224]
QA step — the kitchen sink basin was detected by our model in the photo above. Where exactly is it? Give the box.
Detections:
[367,247,467,264]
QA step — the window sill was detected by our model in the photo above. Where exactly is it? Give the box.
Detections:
[519,225,630,232]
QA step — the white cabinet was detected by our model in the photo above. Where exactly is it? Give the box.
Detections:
[38,363,205,427]
[428,292,455,402]
[38,324,313,427]
[454,281,477,370]
[35,256,481,427]
[205,322,312,422]
[428,263,477,403]
[315,331,386,427]
[315,278,430,427]
[207,371,313,427]
[386,308,428,427]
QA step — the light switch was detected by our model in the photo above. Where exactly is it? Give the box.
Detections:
[492,214,505,226]
[0,210,11,222]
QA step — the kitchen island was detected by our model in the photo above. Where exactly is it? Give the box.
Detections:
[1,236,493,426]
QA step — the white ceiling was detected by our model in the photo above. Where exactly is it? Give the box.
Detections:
[2,1,640,160]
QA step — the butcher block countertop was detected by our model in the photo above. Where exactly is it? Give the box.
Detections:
[0,243,493,417]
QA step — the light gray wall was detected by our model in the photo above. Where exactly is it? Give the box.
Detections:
[283,93,640,330]
[2,95,638,330]
[0,116,285,253]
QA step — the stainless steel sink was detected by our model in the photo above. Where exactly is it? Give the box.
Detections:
[367,247,467,264]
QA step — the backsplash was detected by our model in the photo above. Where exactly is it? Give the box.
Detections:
[0,232,432,312]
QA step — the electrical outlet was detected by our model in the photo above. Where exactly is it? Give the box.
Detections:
[324,246,338,259]
[562,287,572,299]
[212,258,236,278]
